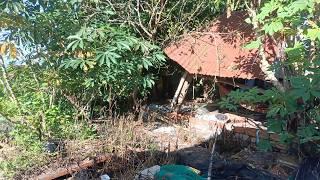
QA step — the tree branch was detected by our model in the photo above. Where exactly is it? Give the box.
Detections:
[135,0,153,38]
[0,55,21,106]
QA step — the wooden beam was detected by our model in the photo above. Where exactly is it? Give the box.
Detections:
[37,154,112,180]
[171,71,190,108]
[177,74,192,106]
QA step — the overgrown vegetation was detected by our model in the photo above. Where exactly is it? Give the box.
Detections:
[0,0,228,178]
[220,0,320,153]
[1,115,164,178]
[1,0,319,178]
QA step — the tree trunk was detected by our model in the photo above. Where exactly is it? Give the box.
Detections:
[246,5,285,91]
[0,55,20,105]
[226,0,232,18]
[258,42,285,92]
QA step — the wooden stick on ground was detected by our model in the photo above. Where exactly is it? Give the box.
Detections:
[37,154,112,180]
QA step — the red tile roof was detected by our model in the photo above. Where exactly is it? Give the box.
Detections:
[164,12,276,80]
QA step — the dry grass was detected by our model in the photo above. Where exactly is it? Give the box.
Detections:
[93,114,176,179]
[113,151,175,179]
[0,145,50,179]
[2,113,177,179]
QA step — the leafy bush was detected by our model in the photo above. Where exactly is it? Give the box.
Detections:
[61,25,166,99]
[0,148,48,178]
[220,0,320,152]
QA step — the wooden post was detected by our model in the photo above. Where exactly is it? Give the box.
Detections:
[177,75,192,105]
[171,71,187,107]
[171,71,192,108]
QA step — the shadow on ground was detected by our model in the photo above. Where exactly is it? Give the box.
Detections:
[47,134,311,180]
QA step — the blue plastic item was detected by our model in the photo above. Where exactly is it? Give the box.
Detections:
[154,164,206,180]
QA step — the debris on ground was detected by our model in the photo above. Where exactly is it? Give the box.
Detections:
[135,102,298,179]
[151,126,176,135]
[135,147,284,180]
[134,165,160,180]
[13,102,301,179]
[146,104,173,114]
[100,174,111,180]
[176,146,283,179]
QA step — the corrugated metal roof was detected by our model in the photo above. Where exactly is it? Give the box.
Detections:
[164,12,276,80]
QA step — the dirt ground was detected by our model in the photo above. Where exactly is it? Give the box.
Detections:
[3,106,298,179]
[15,119,296,179]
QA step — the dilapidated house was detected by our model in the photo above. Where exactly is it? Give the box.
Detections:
[164,12,279,108]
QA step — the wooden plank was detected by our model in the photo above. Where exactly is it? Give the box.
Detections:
[170,71,191,108]
[177,74,192,105]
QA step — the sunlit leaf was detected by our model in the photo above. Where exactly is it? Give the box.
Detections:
[0,44,7,55]
[244,39,261,49]
[307,28,320,41]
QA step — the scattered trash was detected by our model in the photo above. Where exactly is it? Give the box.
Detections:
[152,126,176,135]
[44,142,58,153]
[195,112,228,121]
[100,174,111,180]
[136,151,284,180]
[145,103,194,115]
[135,165,161,180]
[142,104,174,121]
[147,104,172,114]
[43,141,64,153]
[194,113,216,121]
[135,165,204,180]
[178,104,193,114]
[215,113,228,121]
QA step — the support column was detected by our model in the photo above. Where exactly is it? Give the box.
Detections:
[170,71,192,109]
